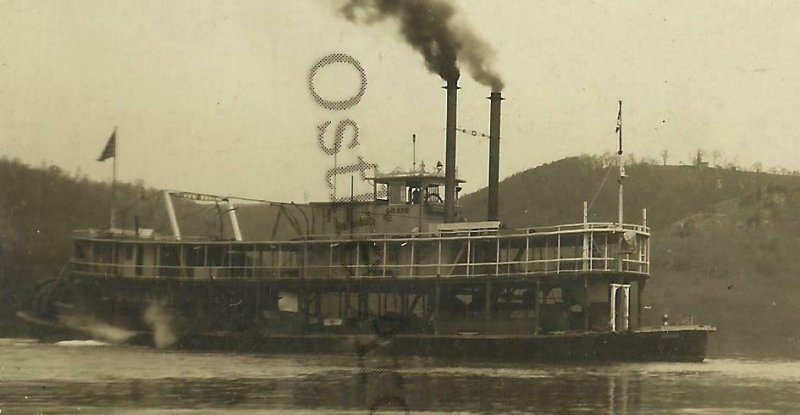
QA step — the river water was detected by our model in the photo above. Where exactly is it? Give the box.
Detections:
[0,338,798,414]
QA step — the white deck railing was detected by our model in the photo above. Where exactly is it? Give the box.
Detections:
[70,222,650,280]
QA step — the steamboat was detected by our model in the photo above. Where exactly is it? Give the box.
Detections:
[19,84,714,361]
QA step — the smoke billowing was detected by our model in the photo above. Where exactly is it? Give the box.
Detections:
[340,0,504,90]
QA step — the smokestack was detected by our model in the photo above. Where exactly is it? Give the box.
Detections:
[487,91,503,222]
[444,78,459,223]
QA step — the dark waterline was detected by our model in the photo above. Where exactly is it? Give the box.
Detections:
[0,339,798,414]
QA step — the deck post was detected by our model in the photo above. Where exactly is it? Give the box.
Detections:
[338,291,343,319]
[557,233,561,273]
[410,238,415,277]
[277,245,282,278]
[544,237,548,273]
[155,245,161,278]
[302,241,308,279]
[583,201,589,271]
[466,238,472,276]
[354,243,360,278]
[583,275,590,331]
[300,290,309,333]
[637,280,645,328]
[344,283,351,319]
[254,280,261,322]
[436,238,442,276]
[434,280,441,333]
[495,237,500,276]
[328,243,334,278]
[179,244,186,278]
[623,284,630,331]
[315,290,322,322]
[484,281,492,329]
[525,233,530,275]
[534,279,541,334]
[382,239,387,277]
[110,243,117,277]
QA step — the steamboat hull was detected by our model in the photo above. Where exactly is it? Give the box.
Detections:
[18,311,711,362]
[178,329,712,362]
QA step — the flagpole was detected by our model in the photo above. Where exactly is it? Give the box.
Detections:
[617,100,624,227]
[110,126,117,230]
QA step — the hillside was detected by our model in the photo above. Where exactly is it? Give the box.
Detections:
[648,185,800,356]
[461,155,800,230]
[461,156,800,356]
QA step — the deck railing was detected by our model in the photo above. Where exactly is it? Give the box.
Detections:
[70,222,650,280]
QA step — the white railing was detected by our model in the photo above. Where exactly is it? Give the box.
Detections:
[70,223,650,280]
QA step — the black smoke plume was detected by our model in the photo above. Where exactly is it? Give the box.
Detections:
[340,0,504,90]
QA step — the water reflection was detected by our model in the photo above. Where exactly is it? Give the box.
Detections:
[0,371,643,413]
[1,343,799,414]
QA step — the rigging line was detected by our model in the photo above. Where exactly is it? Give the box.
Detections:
[587,163,615,212]
[168,190,300,207]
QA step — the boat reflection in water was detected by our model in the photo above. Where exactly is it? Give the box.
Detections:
[2,341,799,414]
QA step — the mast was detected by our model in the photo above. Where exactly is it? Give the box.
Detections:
[111,134,117,229]
[96,127,118,229]
[616,100,625,226]
[412,134,417,172]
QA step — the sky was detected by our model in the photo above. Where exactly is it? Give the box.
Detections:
[1,0,799,203]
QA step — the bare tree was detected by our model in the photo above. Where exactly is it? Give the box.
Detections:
[711,150,722,167]
[694,149,704,166]
[660,149,669,166]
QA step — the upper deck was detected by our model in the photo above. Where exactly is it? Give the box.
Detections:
[69,221,650,281]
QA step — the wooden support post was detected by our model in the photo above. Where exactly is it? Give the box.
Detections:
[338,291,343,319]
[314,291,322,322]
[466,238,472,276]
[583,275,590,331]
[155,245,161,278]
[180,244,188,278]
[410,239,415,277]
[344,283,351,320]
[254,280,261,322]
[525,233,530,275]
[434,280,441,333]
[534,279,541,334]
[557,233,561,273]
[484,281,492,329]
[495,238,500,276]
[354,243,360,278]
[637,280,645,329]
[300,290,309,333]
[382,239,387,277]
[302,242,308,279]
[437,239,442,276]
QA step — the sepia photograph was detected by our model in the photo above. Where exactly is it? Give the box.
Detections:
[1,0,799,413]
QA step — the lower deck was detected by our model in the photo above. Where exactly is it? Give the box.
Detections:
[46,270,647,340]
[18,309,712,362]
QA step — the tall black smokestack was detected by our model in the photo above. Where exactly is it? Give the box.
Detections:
[487,91,503,222]
[444,78,459,223]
